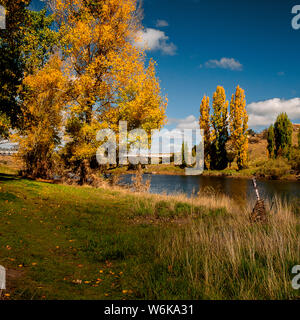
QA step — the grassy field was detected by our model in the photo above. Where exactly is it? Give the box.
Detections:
[0,163,300,300]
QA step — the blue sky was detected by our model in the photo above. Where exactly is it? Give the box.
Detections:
[30,0,300,131]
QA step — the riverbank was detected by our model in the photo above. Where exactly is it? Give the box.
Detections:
[0,164,299,300]
[110,164,299,181]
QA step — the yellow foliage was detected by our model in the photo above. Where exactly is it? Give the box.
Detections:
[16,55,67,178]
[211,86,228,142]
[229,85,249,170]
[199,95,211,169]
[52,0,167,163]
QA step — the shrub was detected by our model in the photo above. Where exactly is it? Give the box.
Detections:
[256,158,291,179]
[289,148,300,173]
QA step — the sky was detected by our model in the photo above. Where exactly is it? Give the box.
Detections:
[30,0,300,131]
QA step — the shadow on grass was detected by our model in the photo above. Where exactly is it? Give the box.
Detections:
[0,173,19,182]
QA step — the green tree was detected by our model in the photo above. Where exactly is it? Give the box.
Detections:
[248,129,256,136]
[0,1,57,133]
[274,113,293,159]
[22,9,58,73]
[0,0,31,129]
[267,125,275,159]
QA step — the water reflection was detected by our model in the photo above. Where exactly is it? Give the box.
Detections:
[120,174,300,207]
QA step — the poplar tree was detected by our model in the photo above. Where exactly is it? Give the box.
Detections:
[210,86,229,170]
[229,85,249,170]
[274,113,293,159]
[199,95,211,169]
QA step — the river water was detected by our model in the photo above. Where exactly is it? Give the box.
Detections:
[120,174,300,207]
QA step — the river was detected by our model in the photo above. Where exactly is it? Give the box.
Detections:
[120,174,300,207]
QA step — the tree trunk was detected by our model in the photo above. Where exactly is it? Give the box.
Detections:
[79,159,90,185]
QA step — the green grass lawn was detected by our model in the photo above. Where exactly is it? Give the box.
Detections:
[0,172,168,300]
[0,166,299,300]
[1,167,205,300]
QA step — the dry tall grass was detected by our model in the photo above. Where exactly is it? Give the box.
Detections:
[109,184,298,299]
[145,196,300,300]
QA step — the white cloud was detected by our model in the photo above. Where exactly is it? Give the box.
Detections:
[204,57,243,71]
[156,19,169,27]
[151,126,202,154]
[176,115,199,130]
[168,115,199,130]
[247,98,300,128]
[151,129,184,153]
[135,28,177,56]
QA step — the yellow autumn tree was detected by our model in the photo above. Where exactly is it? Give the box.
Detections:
[51,0,166,182]
[102,52,167,143]
[210,86,229,170]
[199,95,211,169]
[16,55,67,178]
[229,85,249,170]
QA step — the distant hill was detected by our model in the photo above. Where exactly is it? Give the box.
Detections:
[248,124,299,163]
[292,124,300,146]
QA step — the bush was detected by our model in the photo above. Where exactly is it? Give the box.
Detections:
[289,148,300,173]
[256,158,291,179]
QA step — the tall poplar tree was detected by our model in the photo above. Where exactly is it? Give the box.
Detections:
[210,86,229,170]
[274,113,293,159]
[199,95,211,169]
[229,85,249,170]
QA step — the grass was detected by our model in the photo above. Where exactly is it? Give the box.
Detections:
[0,163,299,300]
[110,164,186,176]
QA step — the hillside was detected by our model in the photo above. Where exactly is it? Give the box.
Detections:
[292,124,300,146]
[248,124,299,163]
